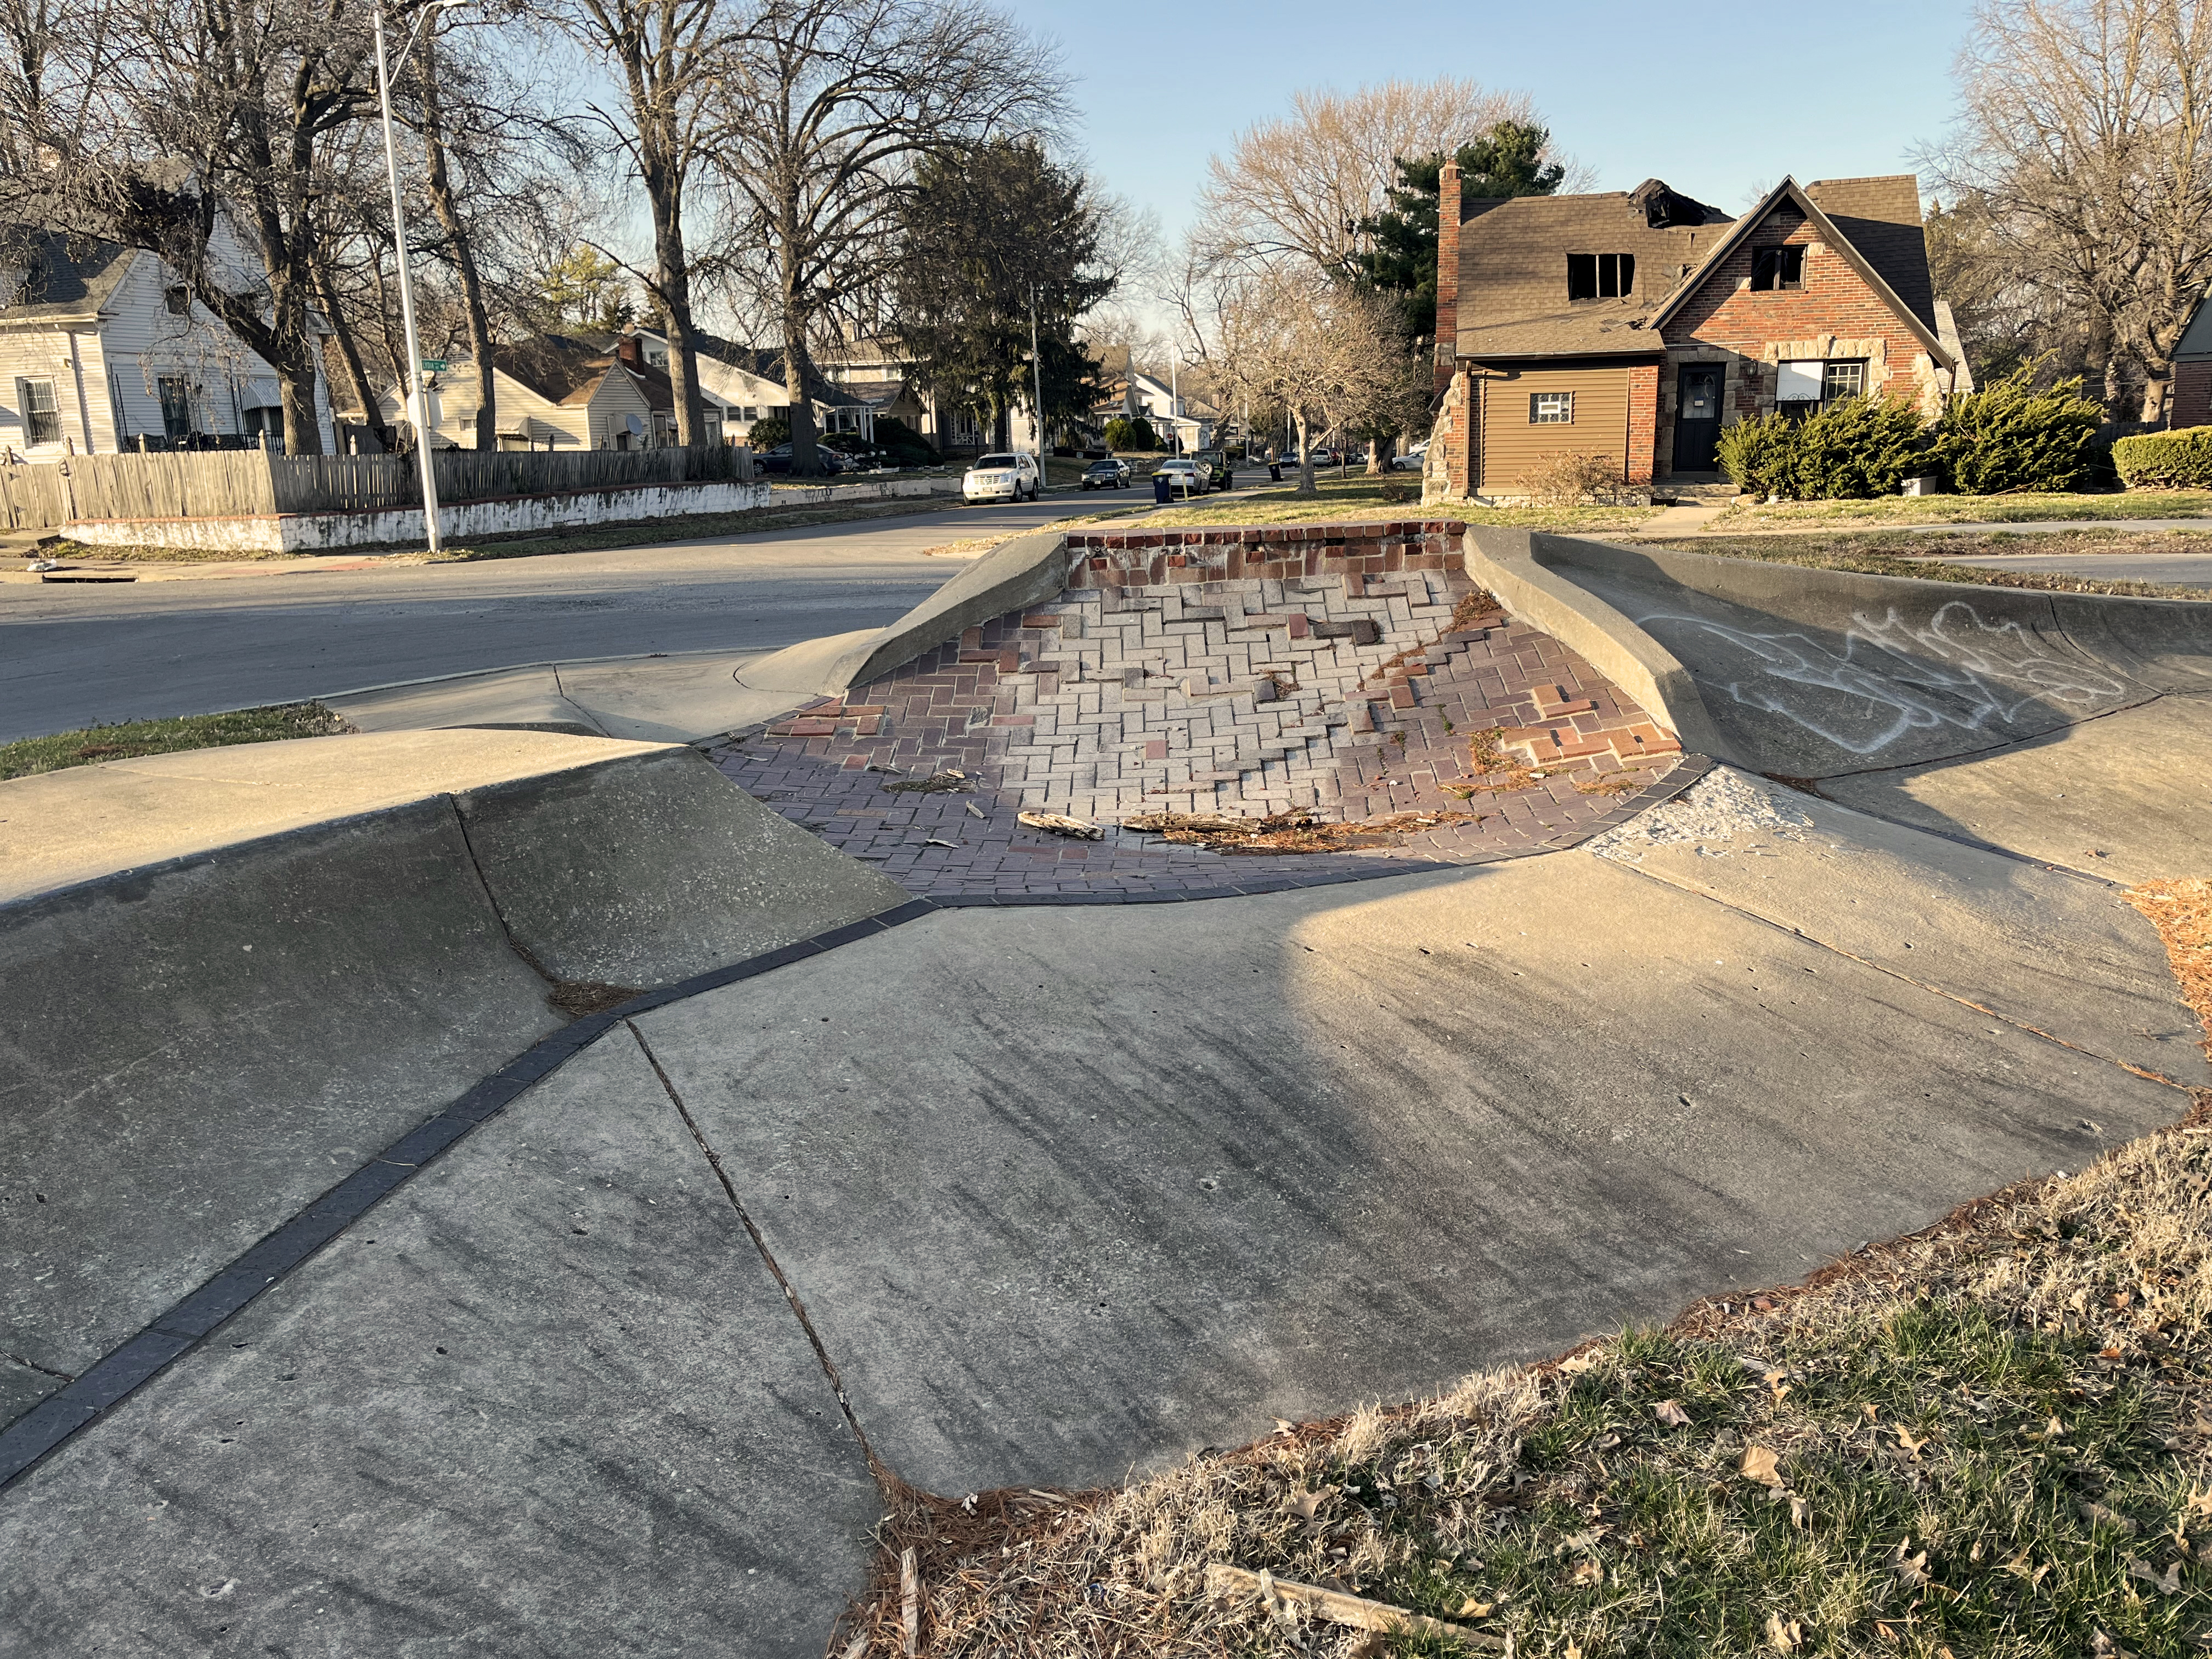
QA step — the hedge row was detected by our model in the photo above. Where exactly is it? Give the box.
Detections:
[1717,365,2104,499]
[2112,426,2212,488]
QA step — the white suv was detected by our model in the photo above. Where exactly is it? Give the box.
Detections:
[963,452,1041,503]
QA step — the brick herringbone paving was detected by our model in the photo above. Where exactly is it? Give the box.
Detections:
[709,566,1700,900]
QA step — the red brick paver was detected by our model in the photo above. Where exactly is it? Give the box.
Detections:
[710,564,1701,901]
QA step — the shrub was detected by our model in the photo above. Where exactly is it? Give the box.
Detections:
[2112,425,2212,488]
[1521,452,1627,506]
[744,413,792,449]
[1929,364,2102,493]
[1103,415,1156,453]
[1714,412,1797,497]
[1784,394,1928,498]
[874,416,935,462]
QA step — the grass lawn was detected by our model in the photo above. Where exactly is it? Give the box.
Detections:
[1647,531,2212,601]
[1084,474,1663,533]
[838,882,2212,1658]
[38,541,296,564]
[1706,491,2212,531]
[0,703,351,781]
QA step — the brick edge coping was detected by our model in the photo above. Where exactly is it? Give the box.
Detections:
[0,754,1717,1494]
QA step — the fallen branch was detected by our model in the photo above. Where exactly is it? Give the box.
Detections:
[1204,1563,1504,1650]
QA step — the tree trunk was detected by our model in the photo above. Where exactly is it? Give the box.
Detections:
[1365,436,1383,475]
[781,309,821,476]
[275,344,324,455]
[2142,370,2172,427]
[309,246,386,451]
[1294,411,1316,497]
[642,154,706,447]
[419,48,498,452]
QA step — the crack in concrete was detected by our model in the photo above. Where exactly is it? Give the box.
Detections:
[2,1351,74,1383]
[1610,858,2192,1093]
[622,1019,888,1482]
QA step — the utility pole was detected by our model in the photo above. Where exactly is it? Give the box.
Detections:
[371,0,462,555]
[1029,285,1047,478]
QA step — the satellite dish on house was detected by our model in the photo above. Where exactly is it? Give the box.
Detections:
[623,414,645,437]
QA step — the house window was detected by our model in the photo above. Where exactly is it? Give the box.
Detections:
[1751,246,1806,291]
[1776,359,1869,416]
[18,377,61,445]
[1823,360,1866,402]
[1530,391,1575,424]
[164,284,190,316]
[157,375,194,439]
[1567,252,1635,301]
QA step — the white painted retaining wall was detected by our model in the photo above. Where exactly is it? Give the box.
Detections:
[65,479,778,553]
[64,473,960,551]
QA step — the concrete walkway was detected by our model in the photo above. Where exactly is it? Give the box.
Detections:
[2,770,2194,1655]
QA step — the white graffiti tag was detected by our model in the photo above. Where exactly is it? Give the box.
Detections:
[1639,600,2131,757]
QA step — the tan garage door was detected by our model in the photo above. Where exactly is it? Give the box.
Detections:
[1479,366,1629,490]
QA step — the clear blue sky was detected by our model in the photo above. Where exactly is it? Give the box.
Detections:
[1023,0,1979,241]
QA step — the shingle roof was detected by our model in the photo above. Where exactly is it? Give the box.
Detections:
[1802,175,1937,332]
[0,229,136,326]
[487,334,615,404]
[2179,292,2212,360]
[1452,187,1734,360]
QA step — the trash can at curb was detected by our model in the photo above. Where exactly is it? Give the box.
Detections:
[1153,472,1172,504]
[1268,462,1282,483]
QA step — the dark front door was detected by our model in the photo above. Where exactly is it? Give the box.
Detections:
[1673,364,1723,472]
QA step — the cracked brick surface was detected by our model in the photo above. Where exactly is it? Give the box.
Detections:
[710,554,1697,900]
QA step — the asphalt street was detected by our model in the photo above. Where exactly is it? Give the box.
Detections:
[0,494,1082,742]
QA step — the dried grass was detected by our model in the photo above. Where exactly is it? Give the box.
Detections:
[2126,881,2212,1063]
[1121,808,1482,855]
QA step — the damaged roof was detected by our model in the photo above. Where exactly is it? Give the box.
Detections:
[1453,173,1948,364]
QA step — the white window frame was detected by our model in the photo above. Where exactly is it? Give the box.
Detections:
[1530,390,1575,425]
[18,376,61,445]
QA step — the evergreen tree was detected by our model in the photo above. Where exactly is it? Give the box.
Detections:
[1355,120,1564,340]
[895,139,1114,449]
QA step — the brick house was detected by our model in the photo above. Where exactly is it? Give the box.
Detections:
[1425,173,1972,501]
[2170,292,2212,430]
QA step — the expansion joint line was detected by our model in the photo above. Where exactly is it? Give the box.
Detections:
[3,1352,74,1384]
[1612,860,2191,1094]
[623,1020,888,1481]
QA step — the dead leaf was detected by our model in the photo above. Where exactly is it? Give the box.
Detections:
[1741,1445,1782,1487]
[2091,1632,2140,1658]
[1654,1399,1691,1427]
[1763,1611,1804,1651]
[1558,1351,1599,1374]
[1273,1418,1297,1436]
[1456,1597,1494,1618]
[1568,1559,1602,1587]
[1788,1494,1809,1530]
[1874,1620,1898,1645]
[1894,1426,1928,1458]
[1565,1643,1583,1659]
[1891,1545,1928,1587]
[2126,1557,2185,1596]
[1282,1487,1335,1523]
[1018,810,1102,839]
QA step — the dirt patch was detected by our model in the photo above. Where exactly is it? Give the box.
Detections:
[1123,808,1483,855]
[882,771,975,794]
[545,979,642,1019]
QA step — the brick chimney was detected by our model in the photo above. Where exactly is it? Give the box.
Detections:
[1434,160,1462,397]
[617,333,643,369]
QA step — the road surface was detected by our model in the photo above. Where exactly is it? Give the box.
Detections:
[0,496,1077,743]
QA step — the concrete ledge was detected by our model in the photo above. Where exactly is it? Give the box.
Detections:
[1464,528,1746,765]
[737,529,1075,696]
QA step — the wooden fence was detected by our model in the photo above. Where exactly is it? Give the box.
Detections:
[0,444,753,532]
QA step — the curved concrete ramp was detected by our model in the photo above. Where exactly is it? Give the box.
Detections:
[1530,535,2212,879]
[0,732,906,1425]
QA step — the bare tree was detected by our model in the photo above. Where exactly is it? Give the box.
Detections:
[706,0,1068,475]
[1927,0,2212,421]
[1214,267,1413,496]
[1194,78,1567,278]
[544,0,730,443]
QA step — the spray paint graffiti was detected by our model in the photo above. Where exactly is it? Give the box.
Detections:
[1638,600,2131,757]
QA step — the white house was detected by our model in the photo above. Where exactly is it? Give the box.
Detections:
[1125,369,1213,453]
[1,226,335,459]
[376,334,671,451]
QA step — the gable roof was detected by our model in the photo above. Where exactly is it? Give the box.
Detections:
[486,334,617,404]
[1452,185,1735,360]
[0,229,137,327]
[1647,176,1951,364]
[2176,291,2212,361]
[1802,175,1938,333]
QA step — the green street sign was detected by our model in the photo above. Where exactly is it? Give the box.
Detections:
[419,358,449,373]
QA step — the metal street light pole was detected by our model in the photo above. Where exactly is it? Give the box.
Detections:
[1029,285,1046,484]
[371,0,459,556]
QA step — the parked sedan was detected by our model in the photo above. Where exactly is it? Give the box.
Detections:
[963,451,1041,503]
[1079,458,1132,489]
[751,443,845,476]
[1390,441,1429,472]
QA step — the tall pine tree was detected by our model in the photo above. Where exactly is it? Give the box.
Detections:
[1356,120,1565,341]
[895,139,1113,450]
